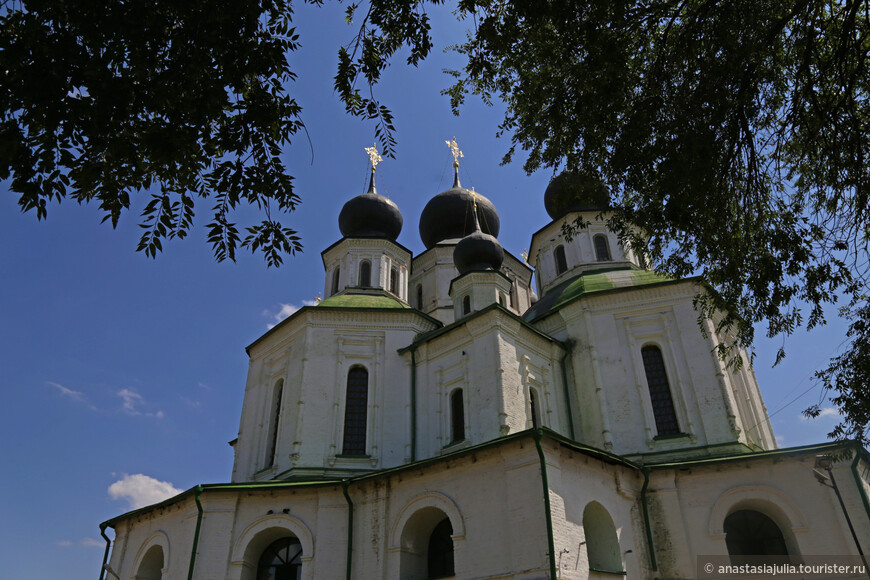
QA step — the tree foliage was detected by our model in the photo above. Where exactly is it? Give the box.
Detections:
[1,0,304,266]
[4,0,869,442]
[431,0,869,443]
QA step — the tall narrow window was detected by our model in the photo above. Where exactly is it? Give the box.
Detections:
[257,537,303,580]
[450,389,465,443]
[342,366,368,455]
[530,388,541,429]
[359,260,371,287]
[509,280,517,309]
[462,295,471,315]
[331,267,340,296]
[554,244,568,274]
[390,266,398,294]
[498,293,506,307]
[428,518,455,579]
[416,284,424,310]
[594,234,612,261]
[641,345,680,436]
[266,380,283,468]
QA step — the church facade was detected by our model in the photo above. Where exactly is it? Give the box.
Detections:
[99,158,870,580]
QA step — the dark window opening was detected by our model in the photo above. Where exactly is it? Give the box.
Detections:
[530,388,540,429]
[331,267,340,296]
[462,295,471,315]
[390,267,398,294]
[342,366,368,455]
[266,381,283,468]
[257,537,302,580]
[428,518,455,579]
[594,235,611,262]
[554,245,568,275]
[359,261,371,287]
[450,389,465,443]
[725,510,789,556]
[641,345,680,436]
[417,284,424,310]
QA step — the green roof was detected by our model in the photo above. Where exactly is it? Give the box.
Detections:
[523,267,678,321]
[317,292,411,309]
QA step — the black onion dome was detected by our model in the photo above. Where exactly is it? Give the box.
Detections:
[338,175,403,240]
[419,185,499,249]
[453,228,504,275]
[544,170,611,220]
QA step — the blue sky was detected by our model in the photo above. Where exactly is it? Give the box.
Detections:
[0,3,849,578]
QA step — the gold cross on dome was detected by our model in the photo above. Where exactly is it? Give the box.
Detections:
[522,249,529,262]
[445,137,463,167]
[365,144,382,170]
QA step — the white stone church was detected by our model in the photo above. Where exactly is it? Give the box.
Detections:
[99,152,870,580]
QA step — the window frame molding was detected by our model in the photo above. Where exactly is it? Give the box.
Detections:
[593,233,612,262]
[622,318,696,448]
[230,513,315,580]
[340,364,370,457]
[131,531,171,580]
[708,485,808,554]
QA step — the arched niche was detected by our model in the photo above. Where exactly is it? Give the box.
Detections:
[131,530,170,580]
[708,484,808,556]
[229,513,315,580]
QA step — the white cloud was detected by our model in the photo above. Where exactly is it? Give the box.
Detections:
[80,538,104,548]
[46,381,98,411]
[181,396,201,409]
[775,435,786,446]
[108,474,182,510]
[265,300,318,329]
[56,540,73,547]
[46,381,84,400]
[117,388,164,418]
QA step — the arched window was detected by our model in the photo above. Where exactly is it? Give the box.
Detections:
[450,389,465,443]
[641,345,680,436]
[331,267,340,296]
[498,293,506,307]
[724,510,788,556]
[398,508,457,579]
[390,266,399,295]
[257,537,302,580]
[462,295,471,315]
[509,280,517,309]
[266,380,284,468]
[342,366,368,455]
[554,244,568,275]
[529,388,541,429]
[359,260,371,287]
[428,518,455,579]
[136,545,164,580]
[416,284,424,310]
[583,502,622,573]
[594,234,612,261]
